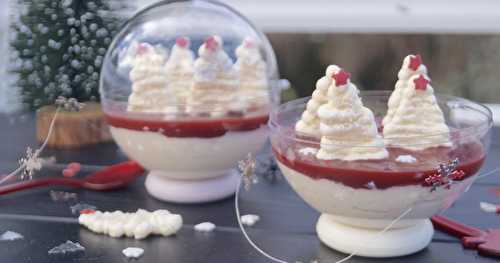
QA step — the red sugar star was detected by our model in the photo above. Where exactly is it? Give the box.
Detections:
[176,36,189,48]
[244,38,254,48]
[137,43,149,55]
[205,36,218,52]
[413,74,429,90]
[408,54,423,71]
[332,69,350,86]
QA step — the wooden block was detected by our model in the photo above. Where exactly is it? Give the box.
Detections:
[36,102,112,149]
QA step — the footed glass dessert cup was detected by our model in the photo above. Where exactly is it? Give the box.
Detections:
[270,91,492,257]
[100,0,286,203]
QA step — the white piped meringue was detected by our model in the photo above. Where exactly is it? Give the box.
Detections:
[316,69,388,161]
[78,209,182,239]
[234,37,269,107]
[383,54,427,126]
[295,65,340,137]
[127,43,176,113]
[383,74,451,150]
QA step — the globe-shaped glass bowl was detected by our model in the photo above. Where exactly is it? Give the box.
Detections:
[99,0,283,203]
[270,91,492,256]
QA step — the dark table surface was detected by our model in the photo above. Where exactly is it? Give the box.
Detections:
[0,113,499,263]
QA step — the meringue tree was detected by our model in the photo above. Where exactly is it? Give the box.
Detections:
[10,0,133,109]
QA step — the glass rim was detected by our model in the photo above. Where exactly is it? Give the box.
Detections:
[269,90,493,148]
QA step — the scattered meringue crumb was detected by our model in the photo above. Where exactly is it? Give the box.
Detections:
[480,202,499,213]
[241,214,260,227]
[365,181,377,189]
[395,155,417,163]
[0,231,24,241]
[48,240,85,255]
[298,147,318,156]
[194,222,216,232]
[122,247,144,259]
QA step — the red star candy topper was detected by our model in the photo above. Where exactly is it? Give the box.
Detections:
[413,74,430,91]
[244,38,254,48]
[205,36,219,52]
[176,36,189,48]
[408,54,423,71]
[332,69,350,86]
[137,43,150,55]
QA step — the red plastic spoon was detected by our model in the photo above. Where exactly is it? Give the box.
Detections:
[0,161,145,195]
[431,215,500,258]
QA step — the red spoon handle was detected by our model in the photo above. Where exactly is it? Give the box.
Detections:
[0,177,83,195]
[85,160,145,184]
[431,215,485,238]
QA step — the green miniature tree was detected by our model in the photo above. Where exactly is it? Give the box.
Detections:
[10,0,133,109]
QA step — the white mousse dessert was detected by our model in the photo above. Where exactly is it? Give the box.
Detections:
[272,62,484,229]
[106,37,269,201]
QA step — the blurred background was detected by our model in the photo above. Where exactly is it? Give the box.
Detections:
[1,0,499,121]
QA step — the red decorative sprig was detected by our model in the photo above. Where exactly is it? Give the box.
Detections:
[408,54,423,71]
[332,69,350,86]
[414,74,430,91]
[176,36,189,48]
[424,158,465,191]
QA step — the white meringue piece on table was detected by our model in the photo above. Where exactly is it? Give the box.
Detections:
[78,209,182,239]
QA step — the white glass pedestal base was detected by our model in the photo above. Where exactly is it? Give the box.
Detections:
[316,214,433,258]
[144,170,239,204]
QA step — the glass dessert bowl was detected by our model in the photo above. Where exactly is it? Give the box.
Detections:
[100,0,285,203]
[270,62,492,257]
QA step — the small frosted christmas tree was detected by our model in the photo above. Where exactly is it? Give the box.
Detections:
[234,37,269,107]
[316,69,388,161]
[187,36,240,116]
[10,0,133,109]
[295,65,340,137]
[383,54,427,126]
[383,74,451,150]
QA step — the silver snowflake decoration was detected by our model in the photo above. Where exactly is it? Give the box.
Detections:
[238,153,258,191]
[19,147,43,180]
[424,158,465,192]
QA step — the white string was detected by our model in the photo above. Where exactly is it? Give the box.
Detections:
[235,174,414,263]
[0,107,61,185]
[475,166,500,181]
[332,207,413,263]
[235,177,288,263]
